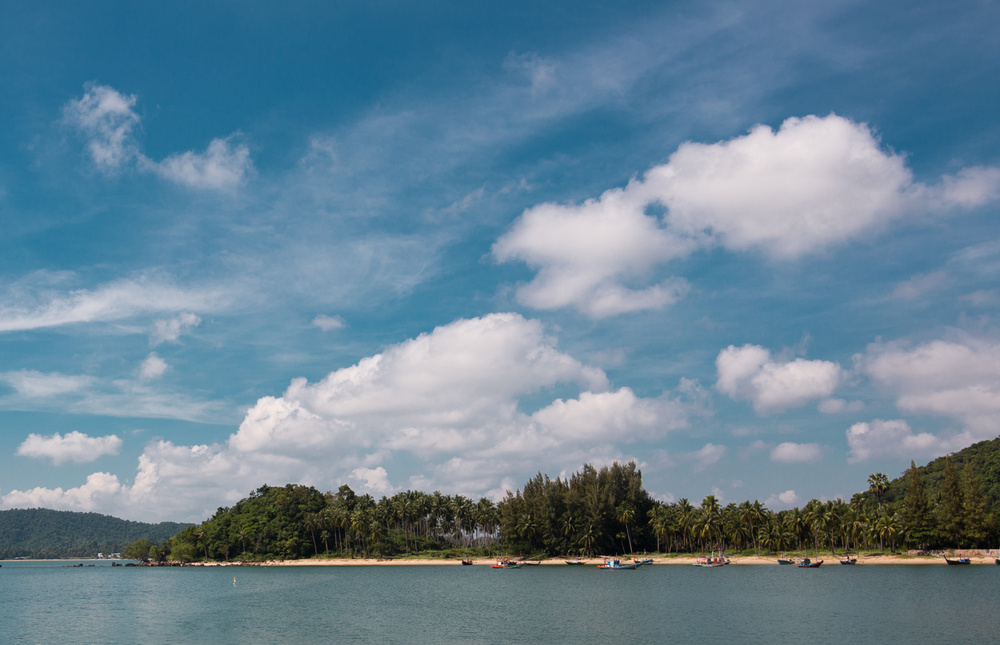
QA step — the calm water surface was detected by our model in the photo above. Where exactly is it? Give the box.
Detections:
[1,560,997,644]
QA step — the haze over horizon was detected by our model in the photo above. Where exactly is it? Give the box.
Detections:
[1,0,998,523]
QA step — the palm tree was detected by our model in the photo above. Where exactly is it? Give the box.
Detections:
[616,502,635,554]
[868,473,889,510]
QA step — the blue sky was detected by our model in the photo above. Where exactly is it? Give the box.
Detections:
[1,0,998,522]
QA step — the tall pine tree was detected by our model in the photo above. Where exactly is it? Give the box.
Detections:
[938,456,965,548]
[902,460,935,550]
[962,461,988,547]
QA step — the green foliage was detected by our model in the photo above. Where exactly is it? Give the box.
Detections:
[0,508,190,559]
[16,441,1000,563]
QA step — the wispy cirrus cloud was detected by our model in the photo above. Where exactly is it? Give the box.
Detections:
[62,82,141,173]
[0,368,232,425]
[0,274,227,333]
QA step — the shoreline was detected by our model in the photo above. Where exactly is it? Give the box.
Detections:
[7,552,997,567]
[256,552,1000,567]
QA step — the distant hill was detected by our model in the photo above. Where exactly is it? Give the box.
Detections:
[879,436,1000,508]
[0,508,190,559]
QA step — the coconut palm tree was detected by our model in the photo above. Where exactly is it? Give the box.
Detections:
[616,502,635,554]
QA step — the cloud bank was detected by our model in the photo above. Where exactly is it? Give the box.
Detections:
[1,313,700,521]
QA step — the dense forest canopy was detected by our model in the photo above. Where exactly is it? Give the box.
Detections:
[128,441,1000,563]
[10,438,1000,562]
[0,508,189,559]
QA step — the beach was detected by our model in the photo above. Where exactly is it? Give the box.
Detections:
[257,551,999,566]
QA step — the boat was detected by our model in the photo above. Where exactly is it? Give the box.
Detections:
[490,559,525,569]
[461,558,474,565]
[633,558,653,566]
[839,557,857,565]
[694,552,729,567]
[795,558,823,568]
[597,558,639,570]
[777,559,795,565]
[943,556,971,565]
[565,559,586,565]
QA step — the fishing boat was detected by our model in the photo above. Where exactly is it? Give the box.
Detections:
[943,556,971,565]
[795,558,823,568]
[461,558,474,565]
[633,558,653,566]
[597,558,638,570]
[777,558,794,565]
[694,552,729,567]
[565,558,586,565]
[490,559,525,569]
[839,557,857,565]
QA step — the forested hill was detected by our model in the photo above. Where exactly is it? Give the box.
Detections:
[0,508,190,559]
[881,436,1000,507]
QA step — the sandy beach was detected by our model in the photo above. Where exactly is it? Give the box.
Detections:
[257,551,1000,566]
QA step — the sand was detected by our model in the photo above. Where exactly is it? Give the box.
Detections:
[257,552,1000,566]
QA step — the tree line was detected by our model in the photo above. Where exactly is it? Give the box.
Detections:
[126,444,1000,563]
[0,508,188,559]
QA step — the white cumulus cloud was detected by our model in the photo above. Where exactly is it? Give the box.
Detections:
[0,314,701,521]
[845,419,967,463]
[770,442,823,463]
[494,114,1000,317]
[16,431,122,465]
[860,335,1000,439]
[1,472,123,512]
[138,353,169,381]
[716,344,842,414]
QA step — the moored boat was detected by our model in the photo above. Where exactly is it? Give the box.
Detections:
[777,558,794,565]
[597,558,638,570]
[795,558,822,568]
[633,558,653,566]
[694,552,729,567]
[839,558,857,565]
[490,559,525,569]
[565,558,586,565]
[943,556,971,565]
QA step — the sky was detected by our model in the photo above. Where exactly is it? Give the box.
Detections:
[0,0,998,523]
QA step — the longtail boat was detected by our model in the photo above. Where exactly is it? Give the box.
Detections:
[490,559,524,569]
[597,558,638,570]
[943,556,971,565]
[795,558,823,568]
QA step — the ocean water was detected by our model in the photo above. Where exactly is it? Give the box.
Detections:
[1,560,997,644]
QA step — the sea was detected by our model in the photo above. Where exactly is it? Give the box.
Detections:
[1,560,997,644]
